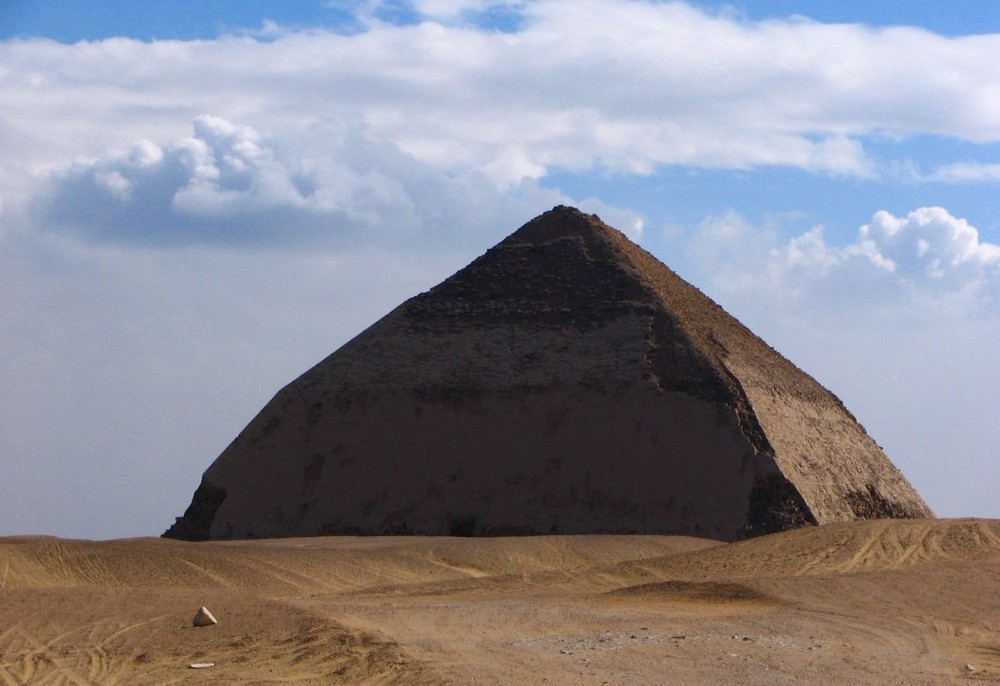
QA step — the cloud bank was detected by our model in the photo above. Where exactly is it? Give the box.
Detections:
[3,0,1000,198]
[30,114,642,249]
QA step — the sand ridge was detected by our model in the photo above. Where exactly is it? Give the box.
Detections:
[3,519,1000,684]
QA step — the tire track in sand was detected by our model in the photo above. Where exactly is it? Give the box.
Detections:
[0,626,94,685]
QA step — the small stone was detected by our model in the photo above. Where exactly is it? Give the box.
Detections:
[189,662,215,669]
[192,606,218,627]
[964,663,976,672]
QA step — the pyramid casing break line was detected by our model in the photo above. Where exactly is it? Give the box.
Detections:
[166,206,931,542]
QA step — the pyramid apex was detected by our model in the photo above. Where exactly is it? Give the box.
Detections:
[499,205,620,249]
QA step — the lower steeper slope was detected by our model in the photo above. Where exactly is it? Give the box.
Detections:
[165,206,931,542]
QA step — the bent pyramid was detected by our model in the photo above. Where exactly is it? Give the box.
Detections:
[165,206,931,541]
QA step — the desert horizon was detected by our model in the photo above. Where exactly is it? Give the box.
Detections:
[3,517,999,684]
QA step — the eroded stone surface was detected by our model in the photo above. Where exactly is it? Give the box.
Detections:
[165,206,930,541]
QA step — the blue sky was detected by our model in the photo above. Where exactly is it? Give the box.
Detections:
[6,1,1000,40]
[2,0,999,538]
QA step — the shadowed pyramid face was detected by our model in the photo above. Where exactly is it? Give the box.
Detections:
[165,206,931,542]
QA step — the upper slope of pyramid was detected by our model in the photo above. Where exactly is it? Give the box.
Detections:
[165,206,931,542]
[395,206,837,428]
[372,206,745,403]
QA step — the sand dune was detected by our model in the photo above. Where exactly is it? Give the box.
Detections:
[2,519,999,684]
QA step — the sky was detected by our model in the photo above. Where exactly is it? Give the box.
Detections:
[1,0,998,540]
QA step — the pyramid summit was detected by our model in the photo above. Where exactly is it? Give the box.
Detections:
[165,206,931,542]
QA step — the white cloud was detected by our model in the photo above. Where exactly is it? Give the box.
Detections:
[33,114,647,249]
[3,0,1000,204]
[860,207,1000,277]
[927,161,1000,182]
[688,207,1000,314]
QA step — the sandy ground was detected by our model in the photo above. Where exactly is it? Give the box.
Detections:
[2,518,999,684]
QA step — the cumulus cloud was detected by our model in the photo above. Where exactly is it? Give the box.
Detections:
[33,115,645,249]
[688,206,1000,314]
[858,208,1000,279]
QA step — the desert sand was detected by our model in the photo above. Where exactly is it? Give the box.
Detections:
[2,518,999,684]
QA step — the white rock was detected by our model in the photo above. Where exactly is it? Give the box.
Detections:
[192,606,218,627]
[189,662,215,669]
